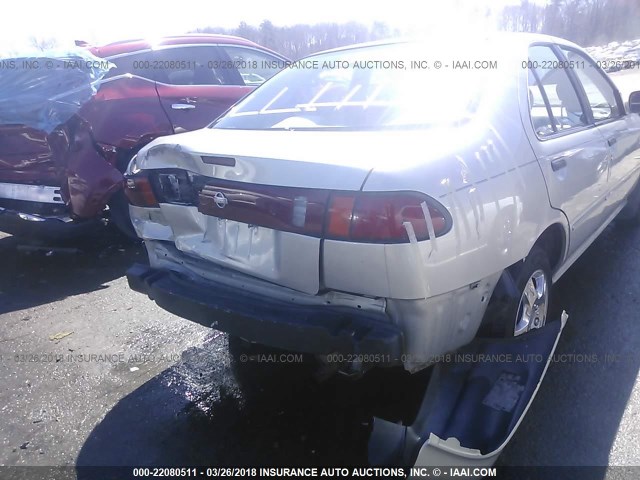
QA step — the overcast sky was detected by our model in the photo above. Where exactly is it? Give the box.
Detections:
[1,0,523,52]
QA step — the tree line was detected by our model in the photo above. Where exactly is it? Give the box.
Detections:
[193,21,402,59]
[500,0,640,47]
[193,0,639,59]
[26,1,638,54]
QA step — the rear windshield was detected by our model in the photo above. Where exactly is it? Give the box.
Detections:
[212,43,501,131]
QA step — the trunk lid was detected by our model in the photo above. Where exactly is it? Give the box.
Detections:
[138,128,412,294]
[140,127,397,189]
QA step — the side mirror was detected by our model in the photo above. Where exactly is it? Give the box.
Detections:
[629,91,640,114]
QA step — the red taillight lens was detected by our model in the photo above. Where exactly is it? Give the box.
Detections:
[192,176,450,244]
[327,195,355,238]
[198,184,329,236]
[124,174,159,207]
[327,192,448,243]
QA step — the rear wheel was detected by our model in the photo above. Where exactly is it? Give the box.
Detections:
[513,268,549,336]
[480,246,552,337]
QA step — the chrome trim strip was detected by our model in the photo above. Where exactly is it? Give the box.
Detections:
[0,183,64,204]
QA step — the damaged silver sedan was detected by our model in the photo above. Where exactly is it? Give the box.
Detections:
[125,33,640,465]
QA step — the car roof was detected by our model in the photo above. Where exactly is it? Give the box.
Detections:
[490,32,585,50]
[89,34,284,59]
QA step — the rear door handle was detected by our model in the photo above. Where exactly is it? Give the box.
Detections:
[608,137,617,146]
[171,103,196,110]
[550,155,567,171]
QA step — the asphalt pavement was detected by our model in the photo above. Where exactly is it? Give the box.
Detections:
[0,227,429,469]
[0,217,640,475]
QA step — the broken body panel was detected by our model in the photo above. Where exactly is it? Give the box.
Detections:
[370,313,567,467]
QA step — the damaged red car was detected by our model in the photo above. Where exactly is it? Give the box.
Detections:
[0,35,287,238]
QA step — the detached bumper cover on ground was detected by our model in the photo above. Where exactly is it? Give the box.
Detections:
[370,312,567,467]
[127,263,404,364]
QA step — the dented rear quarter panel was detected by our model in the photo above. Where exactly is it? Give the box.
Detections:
[62,117,124,218]
[62,75,176,218]
[0,125,63,185]
[80,76,173,150]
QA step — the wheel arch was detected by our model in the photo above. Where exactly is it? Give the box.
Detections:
[531,222,567,277]
[479,220,567,337]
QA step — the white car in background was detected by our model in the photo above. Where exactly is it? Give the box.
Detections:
[125,34,640,466]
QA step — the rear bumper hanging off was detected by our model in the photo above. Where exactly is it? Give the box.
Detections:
[126,263,404,365]
[369,312,567,468]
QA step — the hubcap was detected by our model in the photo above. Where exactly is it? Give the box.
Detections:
[514,269,548,336]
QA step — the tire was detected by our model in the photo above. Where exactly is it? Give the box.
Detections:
[479,246,552,338]
[107,188,139,240]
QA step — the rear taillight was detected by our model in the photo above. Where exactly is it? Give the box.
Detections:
[199,183,328,236]
[327,192,448,243]
[198,181,449,244]
[124,173,158,207]
[130,170,451,243]
[326,195,355,238]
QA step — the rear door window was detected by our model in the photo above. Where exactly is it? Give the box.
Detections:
[527,69,555,137]
[107,46,234,85]
[560,47,623,122]
[105,52,156,81]
[528,45,588,135]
